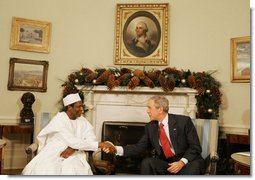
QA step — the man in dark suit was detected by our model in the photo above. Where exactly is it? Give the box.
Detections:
[106,95,205,175]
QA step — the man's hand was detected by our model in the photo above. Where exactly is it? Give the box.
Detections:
[60,147,76,158]
[167,160,185,174]
[99,141,116,154]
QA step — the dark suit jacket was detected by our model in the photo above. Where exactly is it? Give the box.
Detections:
[123,113,203,163]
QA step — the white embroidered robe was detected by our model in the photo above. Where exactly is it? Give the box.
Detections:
[22,112,98,175]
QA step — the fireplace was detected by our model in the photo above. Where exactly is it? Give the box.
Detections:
[101,121,151,174]
[83,86,197,140]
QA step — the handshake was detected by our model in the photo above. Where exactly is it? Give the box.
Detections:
[99,141,116,154]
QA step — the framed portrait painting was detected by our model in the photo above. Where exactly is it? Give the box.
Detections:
[114,3,169,65]
[230,36,250,83]
[8,58,49,92]
[10,17,51,53]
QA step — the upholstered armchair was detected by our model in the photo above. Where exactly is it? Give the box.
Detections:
[192,118,219,175]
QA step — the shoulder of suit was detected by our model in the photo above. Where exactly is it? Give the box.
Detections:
[169,113,191,121]
[168,113,190,119]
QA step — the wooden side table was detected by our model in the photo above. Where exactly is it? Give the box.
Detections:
[231,152,250,175]
[226,134,250,171]
[0,124,34,174]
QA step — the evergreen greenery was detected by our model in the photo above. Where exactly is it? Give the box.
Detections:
[62,67,222,119]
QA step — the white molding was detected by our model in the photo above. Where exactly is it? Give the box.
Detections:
[80,85,198,94]
[0,117,19,124]
[219,124,249,137]
[0,116,17,120]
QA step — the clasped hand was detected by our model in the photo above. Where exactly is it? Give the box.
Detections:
[60,141,116,159]
[100,141,116,154]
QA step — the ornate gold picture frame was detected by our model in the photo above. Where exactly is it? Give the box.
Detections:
[10,17,51,53]
[8,58,49,92]
[114,3,169,65]
[230,36,250,83]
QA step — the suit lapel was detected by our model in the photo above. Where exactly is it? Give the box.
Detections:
[168,114,178,153]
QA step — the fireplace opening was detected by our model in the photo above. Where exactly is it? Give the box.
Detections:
[101,121,153,174]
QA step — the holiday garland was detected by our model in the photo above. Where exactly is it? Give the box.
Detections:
[62,67,222,119]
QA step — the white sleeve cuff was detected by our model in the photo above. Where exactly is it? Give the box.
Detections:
[181,158,188,164]
[116,146,124,156]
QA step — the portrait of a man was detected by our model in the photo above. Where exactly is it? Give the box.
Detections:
[123,11,161,57]
[114,4,168,65]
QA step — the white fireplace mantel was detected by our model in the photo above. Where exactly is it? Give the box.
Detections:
[82,86,198,140]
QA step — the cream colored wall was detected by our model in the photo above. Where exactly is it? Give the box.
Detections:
[0,0,250,169]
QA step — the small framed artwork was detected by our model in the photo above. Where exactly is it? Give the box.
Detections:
[10,17,51,53]
[114,3,169,65]
[8,58,49,92]
[231,36,250,83]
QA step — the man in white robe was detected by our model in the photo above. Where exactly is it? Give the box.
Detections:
[22,93,114,175]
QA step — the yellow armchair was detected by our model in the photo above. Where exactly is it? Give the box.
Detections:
[193,118,219,175]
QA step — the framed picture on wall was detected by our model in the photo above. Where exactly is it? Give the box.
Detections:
[8,58,49,92]
[230,36,250,83]
[114,3,169,65]
[10,17,51,53]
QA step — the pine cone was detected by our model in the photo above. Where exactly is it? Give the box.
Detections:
[166,78,175,91]
[107,74,116,90]
[159,75,168,91]
[147,70,161,81]
[85,72,97,82]
[117,73,130,86]
[187,75,196,88]
[142,76,155,88]
[80,68,93,75]
[114,80,120,87]
[68,73,76,82]
[196,87,205,95]
[95,70,111,84]
[128,76,140,90]
[133,69,145,79]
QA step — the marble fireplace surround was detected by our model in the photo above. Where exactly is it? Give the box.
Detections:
[82,86,197,141]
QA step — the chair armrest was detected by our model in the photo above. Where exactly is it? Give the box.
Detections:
[207,151,219,175]
[0,139,7,149]
[210,151,219,162]
[85,151,97,174]
[85,150,115,175]
[25,143,38,154]
[93,159,115,174]
[25,143,38,163]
